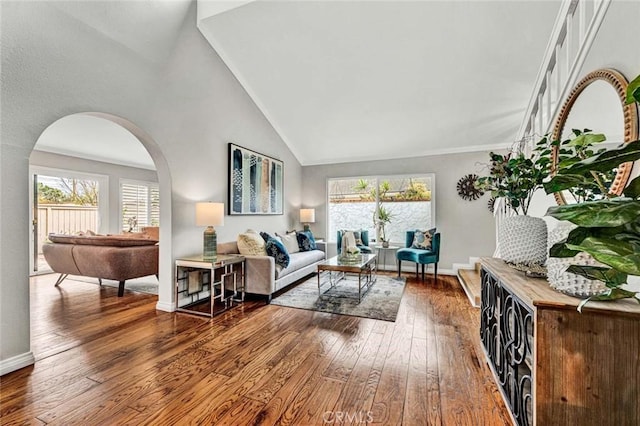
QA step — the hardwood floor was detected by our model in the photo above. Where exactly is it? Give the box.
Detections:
[1,272,511,425]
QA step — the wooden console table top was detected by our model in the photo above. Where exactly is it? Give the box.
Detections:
[481,257,640,317]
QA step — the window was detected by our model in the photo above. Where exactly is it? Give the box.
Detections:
[328,174,434,244]
[30,168,109,274]
[120,180,159,232]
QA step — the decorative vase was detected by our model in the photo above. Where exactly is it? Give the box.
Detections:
[546,221,607,298]
[499,215,547,266]
[382,241,389,248]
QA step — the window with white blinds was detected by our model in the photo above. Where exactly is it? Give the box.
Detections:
[120,180,159,232]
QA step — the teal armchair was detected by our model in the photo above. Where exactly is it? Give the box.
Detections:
[396,231,440,281]
[336,230,373,254]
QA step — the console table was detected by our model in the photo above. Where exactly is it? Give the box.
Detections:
[175,254,245,317]
[480,257,640,426]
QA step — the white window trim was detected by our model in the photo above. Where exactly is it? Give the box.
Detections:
[326,173,436,243]
[30,165,110,232]
[119,178,159,232]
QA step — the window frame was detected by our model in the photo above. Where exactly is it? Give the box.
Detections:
[119,178,159,233]
[326,173,436,244]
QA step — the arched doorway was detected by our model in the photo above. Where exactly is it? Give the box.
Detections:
[29,112,174,312]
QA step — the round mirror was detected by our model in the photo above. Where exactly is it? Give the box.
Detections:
[551,68,639,204]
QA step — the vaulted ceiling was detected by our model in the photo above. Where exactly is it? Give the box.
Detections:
[27,1,561,169]
[198,1,561,165]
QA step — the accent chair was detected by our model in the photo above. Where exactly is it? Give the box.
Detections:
[396,230,440,281]
[336,230,373,254]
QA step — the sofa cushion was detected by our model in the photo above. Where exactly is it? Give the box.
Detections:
[275,249,325,279]
[141,226,159,240]
[237,229,267,255]
[48,234,158,246]
[411,228,436,250]
[277,231,300,254]
[265,236,290,268]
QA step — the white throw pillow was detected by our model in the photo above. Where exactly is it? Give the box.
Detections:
[277,231,300,254]
[237,229,267,256]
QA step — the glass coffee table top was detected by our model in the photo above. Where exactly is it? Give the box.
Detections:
[317,254,377,302]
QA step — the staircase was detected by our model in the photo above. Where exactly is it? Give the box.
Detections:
[456,260,482,308]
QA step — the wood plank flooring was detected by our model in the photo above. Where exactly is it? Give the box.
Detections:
[0,272,511,425]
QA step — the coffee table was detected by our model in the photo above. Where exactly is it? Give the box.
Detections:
[317,253,377,302]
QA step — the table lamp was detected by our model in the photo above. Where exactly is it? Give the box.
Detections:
[299,208,315,232]
[196,202,224,260]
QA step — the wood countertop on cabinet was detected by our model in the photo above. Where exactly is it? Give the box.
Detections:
[481,257,640,317]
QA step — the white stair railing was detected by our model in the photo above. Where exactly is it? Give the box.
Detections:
[517,0,612,141]
[492,0,611,256]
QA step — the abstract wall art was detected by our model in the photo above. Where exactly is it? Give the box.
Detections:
[228,143,284,215]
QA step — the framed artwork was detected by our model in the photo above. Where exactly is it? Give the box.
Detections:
[228,143,284,215]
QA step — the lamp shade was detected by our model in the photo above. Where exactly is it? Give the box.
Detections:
[196,202,224,226]
[299,208,315,223]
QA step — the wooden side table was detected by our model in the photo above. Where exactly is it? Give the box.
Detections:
[175,254,245,317]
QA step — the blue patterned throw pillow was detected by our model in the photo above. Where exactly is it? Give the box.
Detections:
[411,228,436,250]
[260,231,273,242]
[265,236,290,268]
[296,230,317,251]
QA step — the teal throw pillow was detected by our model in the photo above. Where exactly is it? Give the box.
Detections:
[265,236,290,268]
[411,228,436,250]
[297,230,317,251]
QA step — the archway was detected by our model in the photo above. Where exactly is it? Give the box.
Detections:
[30,112,174,312]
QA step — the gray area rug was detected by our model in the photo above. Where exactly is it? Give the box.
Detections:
[271,273,406,322]
[67,275,159,295]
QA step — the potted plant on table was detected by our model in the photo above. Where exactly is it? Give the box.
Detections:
[375,204,393,247]
[543,78,640,309]
[542,129,619,298]
[476,137,552,267]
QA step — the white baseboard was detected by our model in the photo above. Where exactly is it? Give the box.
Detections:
[155,301,175,312]
[393,265,454,276]
[0,351,35,376]
[453,257,483,274]
[452,263,473,273]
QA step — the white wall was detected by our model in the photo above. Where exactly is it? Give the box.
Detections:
[30,151,159,235]
[528,0,640,218]
[580,1,640,81]
[301,151,497,271]
[0,1,301,374]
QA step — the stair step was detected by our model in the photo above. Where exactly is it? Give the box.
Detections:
[458,268,482,308]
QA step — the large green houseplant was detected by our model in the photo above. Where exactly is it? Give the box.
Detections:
[543,77,640,309]
[476,137,552,266]
[476,137,552,215]
[548,129,617,203]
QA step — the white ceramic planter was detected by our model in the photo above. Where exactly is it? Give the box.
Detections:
[499,215,548,266]
[546,221,607,298]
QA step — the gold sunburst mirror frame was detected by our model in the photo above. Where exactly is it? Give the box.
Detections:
[551,68,639,205]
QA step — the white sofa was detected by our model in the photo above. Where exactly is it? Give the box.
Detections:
[217,240,325,302]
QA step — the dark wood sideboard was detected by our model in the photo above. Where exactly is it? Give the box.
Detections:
[480,257,640,426]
